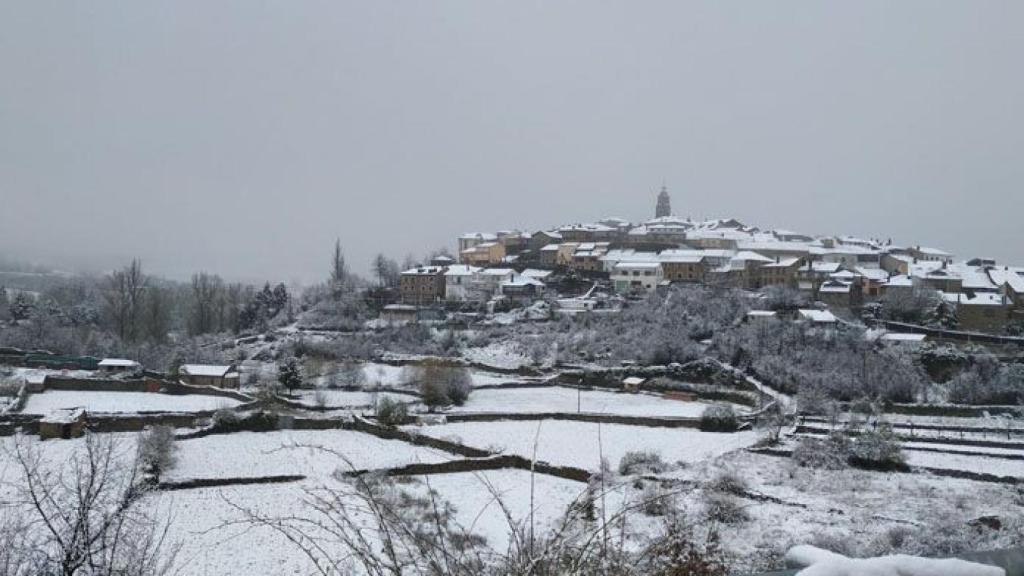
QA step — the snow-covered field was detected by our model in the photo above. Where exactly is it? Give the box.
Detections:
[165,429,452,482]
[904,450,1024,478]
[675,450,1024,574]
[21,390,241,414]
[292,389,414,408]
[449,386,730,418]
[401,469,591,552]
[405,420,759,472]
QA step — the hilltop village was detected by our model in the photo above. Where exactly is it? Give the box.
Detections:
[389,187,1023,335]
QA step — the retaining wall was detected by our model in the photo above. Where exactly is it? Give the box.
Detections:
[444,411,703,429]
[345,454,592,483]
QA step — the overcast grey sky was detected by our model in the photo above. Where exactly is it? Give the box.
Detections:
[1,1,1021,283]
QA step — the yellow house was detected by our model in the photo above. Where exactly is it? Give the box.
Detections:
[461,241,506,265]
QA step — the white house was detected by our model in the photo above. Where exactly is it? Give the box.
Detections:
[98,358,142,374]
[444,264,481,301]
[611,262,663,294]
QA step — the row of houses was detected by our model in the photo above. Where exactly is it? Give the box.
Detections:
[399,264,551,306]
[452,190,1023,332]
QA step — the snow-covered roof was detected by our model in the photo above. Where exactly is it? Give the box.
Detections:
[737,240,814,254]
[42,407,86,424]
[886,275,914,287]
[798,309,838,323]
[480,268,515,276]
[622,376,646,385]
[941,292,1009,307]
[521,269,553,280]
[558,223,614,233]
[502,276,545,287]
[880,332,927,343]
[947,263,997,291]
[988,267,1024,294]
[459,232,497,241]
[181,364,234,378]
[445,265,480,277]
[747,310,778,318]
[658,252,706,264]
[614,262,662,271]
[763,257,802,268]
[829,270,858,280]
[819,281,852,293]
[855,267,890,282]
[402,266,445,275]
[731,251,775,263]
[540,244,561,252]
[98,358,140,368]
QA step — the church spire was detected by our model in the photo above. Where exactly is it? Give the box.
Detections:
[655,184,671,218]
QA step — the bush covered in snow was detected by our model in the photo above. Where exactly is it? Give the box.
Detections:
[138,425,177,475]
[792,434,851,470]
[618,450,669,475]
[947,355,1024,405]
[849,425,906,471]
[700,404,739,432]
[408,362,473,409]
[375,396,408,427]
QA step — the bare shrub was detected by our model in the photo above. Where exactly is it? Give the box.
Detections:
[702,492,749,525]
[339,359,366,388]
[411,362,473,409]
[699,404,739,432]
[618,450,668,475]
[2,433,179,575]
[707,470,748,497]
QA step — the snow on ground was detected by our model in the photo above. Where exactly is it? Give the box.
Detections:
[4,367,95,385]
[680,450,1024,574]
[462,341,533,370]
[404,469,590,552]
[149,482,341,576]
[360,362,529,388]
[164,429,452,482]
[405,420,759,472]
[361,362,407,386]
[293,389,414,409]
[449,386,733,418]
[21,390,241,414]
[904,450,1024,478]
[0,433,140,501]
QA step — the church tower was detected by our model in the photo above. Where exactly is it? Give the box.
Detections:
[655,185,671,218]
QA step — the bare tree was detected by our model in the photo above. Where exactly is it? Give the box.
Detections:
[2,432,179,576]
[188,272,225,335]
[102,259,148,343]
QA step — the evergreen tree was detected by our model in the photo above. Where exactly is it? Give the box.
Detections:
[278,357,303,394]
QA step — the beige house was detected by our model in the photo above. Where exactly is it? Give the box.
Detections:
[659,253,707,283]
[460,241,506,265]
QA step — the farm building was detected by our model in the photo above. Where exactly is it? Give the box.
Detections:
[180,364,240,389]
